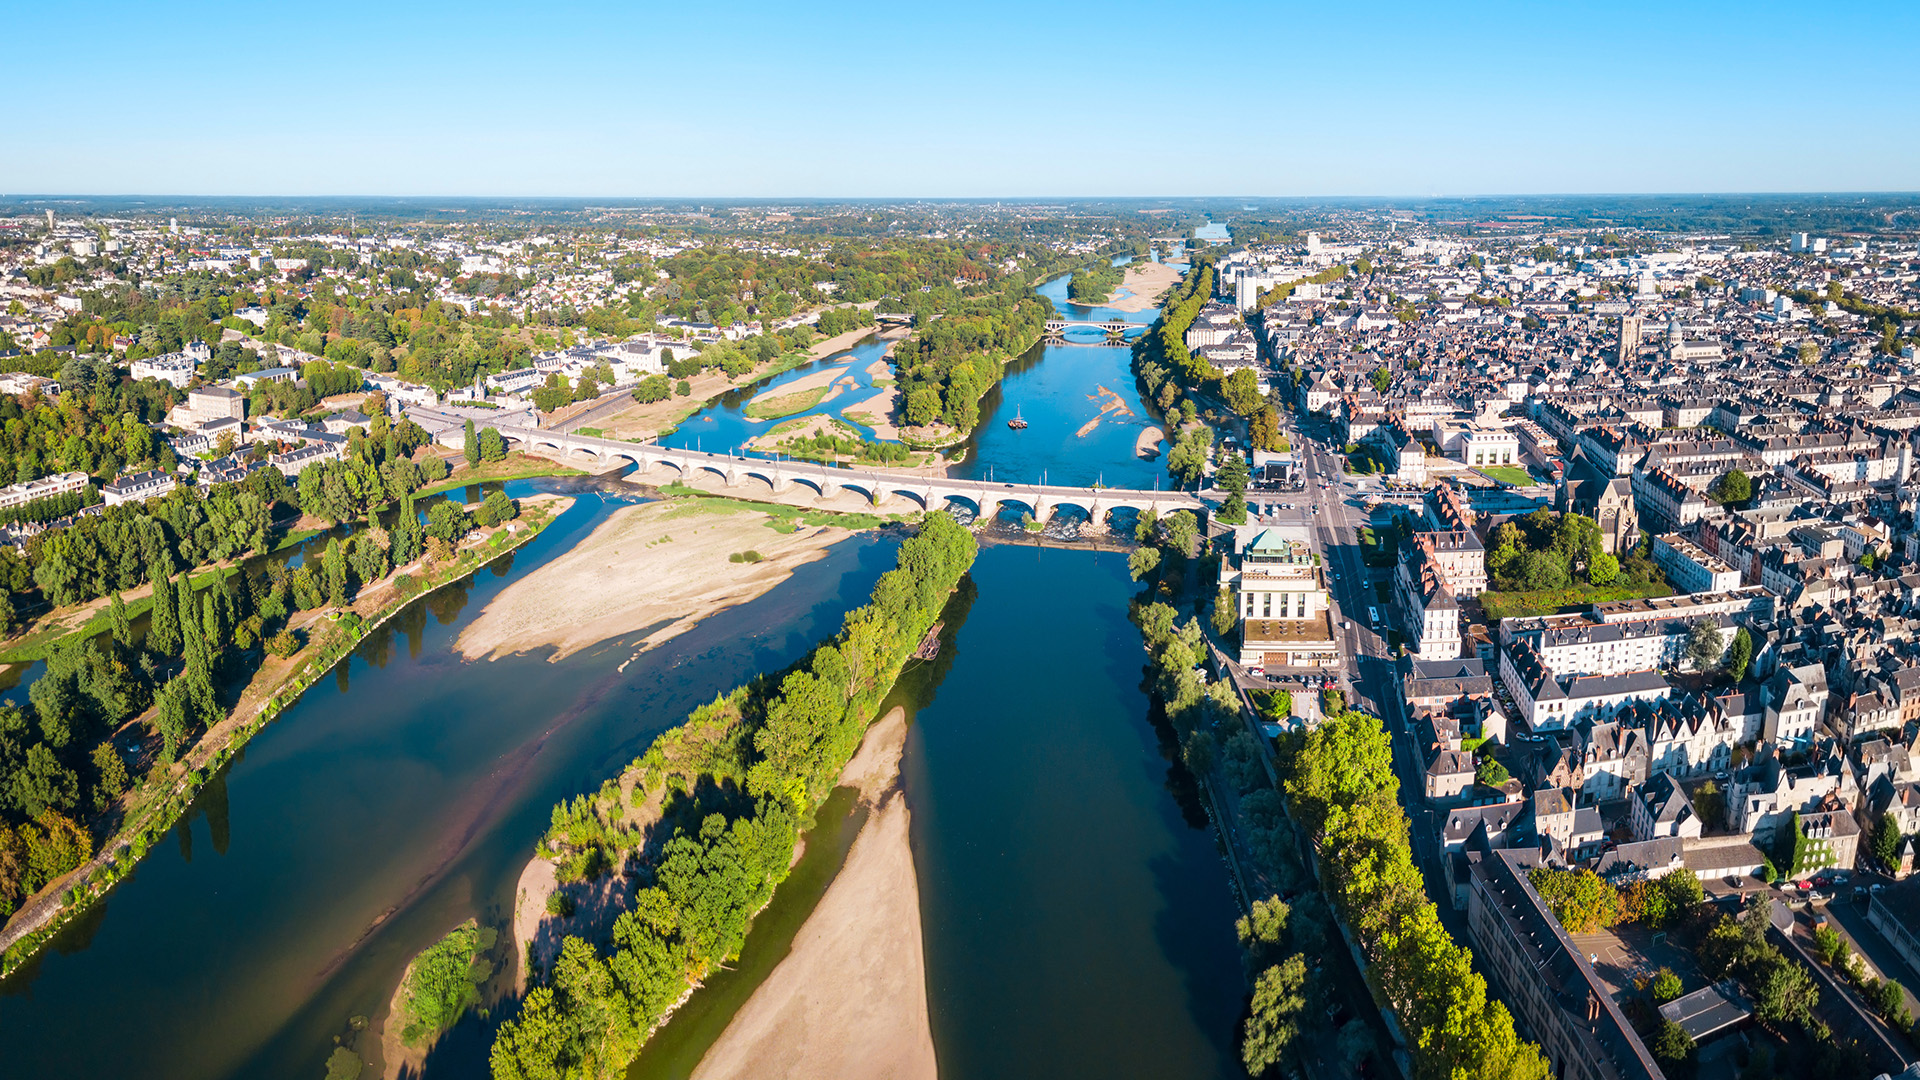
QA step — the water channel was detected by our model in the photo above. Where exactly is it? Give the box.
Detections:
[0,262,1243,1080]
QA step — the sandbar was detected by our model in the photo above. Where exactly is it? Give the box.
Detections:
[692,707,935,1080]
[1135,425,1166,458]
[1096,261,1182,313]
[840,386,902,441]
[454,500,852,662]
[748,363,849,406]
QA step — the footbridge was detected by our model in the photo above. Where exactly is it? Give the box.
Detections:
[479,422,1206,524]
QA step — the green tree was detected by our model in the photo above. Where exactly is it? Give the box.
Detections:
[1248,406,1284,452]
[1128,546,1161,582]
[108,592,134,651]
[1134,508,1159,544]
[1370,367,1390,393]
[1212,587,1238,639]
[477,427,507,462]
[147,565,180,658]
[1216,453,1251,495]
[1528,867,1623,934]
[1236,895,1291,970]
[1650,967,1683,1004]
[1167,428,1213,488]
[1476,756,1510,787]
[1222,368,1264,416]
[1874,813,1904,869]
[1725,627,1754,682]
[1711,468,1751,505]
[1241,956,1308,1075]
[1754,961,1817,1025]
[88,740,128,812]
[1588,551,1620,586]
[9,744,80,818]
[1651,1019,1695,1074]
[1687,620,1725,672]
[462,419,479,467]
[1162,511,1199,561]
[631,375,671,404]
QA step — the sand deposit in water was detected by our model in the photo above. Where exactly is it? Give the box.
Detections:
[691,707,934,1080]
[1074,385,1134,438]
[747,364,850,407]
[454,500,854,662]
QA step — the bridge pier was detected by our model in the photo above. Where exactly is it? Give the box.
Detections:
[769,471,792,495]
[724,465,743,488]
[819,477,841,501]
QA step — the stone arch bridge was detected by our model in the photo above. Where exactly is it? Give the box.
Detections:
[473,422,1206,524]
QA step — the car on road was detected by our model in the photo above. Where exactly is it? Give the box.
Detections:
[1725,876,1745,888]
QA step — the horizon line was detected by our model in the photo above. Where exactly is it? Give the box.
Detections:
[4,190,1920,204]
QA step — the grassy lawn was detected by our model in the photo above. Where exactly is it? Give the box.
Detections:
[743,385,829,420]
[654,482,899,532]
[1478,581,1674,621]
[1476,465,1534,486]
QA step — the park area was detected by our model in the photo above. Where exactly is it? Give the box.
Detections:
[1475,465,1535,487]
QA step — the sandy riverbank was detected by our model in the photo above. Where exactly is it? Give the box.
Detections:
[747,363,847,407]
[1097,261,1182,313]
[841,385,902,441]
[454,500,853,662]
[691,706,935,1080]
[1135,425,1166,459]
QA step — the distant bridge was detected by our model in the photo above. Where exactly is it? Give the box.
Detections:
[465,421,1206,524]
[1044,319,1146,341]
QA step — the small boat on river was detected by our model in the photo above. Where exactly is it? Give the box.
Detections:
[1008,406,1028,430]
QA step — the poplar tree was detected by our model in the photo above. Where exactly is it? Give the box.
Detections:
[324,537,349,608]
[175,575,194,654]
[463,419,479,466]
[108,592,134,651]
[200,592,223,654]
[147,569,180,658]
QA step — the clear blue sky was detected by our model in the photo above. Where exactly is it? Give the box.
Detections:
[6,0,1916,197]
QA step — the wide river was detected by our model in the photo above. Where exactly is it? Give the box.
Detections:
[0,263,1242,1080]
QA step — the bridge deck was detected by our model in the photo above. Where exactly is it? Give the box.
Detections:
[467,417,1206,516]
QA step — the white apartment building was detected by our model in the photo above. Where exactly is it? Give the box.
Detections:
[1650,533,1743,594]
[1220,527,1338,669]
[0,471,90,511]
